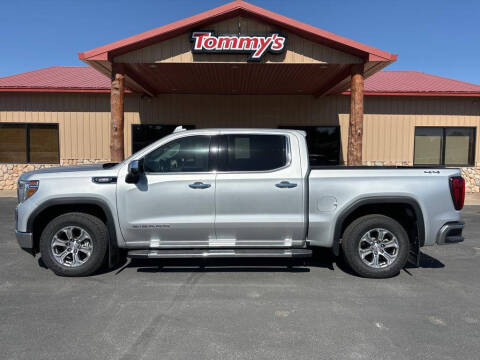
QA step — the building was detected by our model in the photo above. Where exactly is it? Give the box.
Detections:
[0,0,479,191]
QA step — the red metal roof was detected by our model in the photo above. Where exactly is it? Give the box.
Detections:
[78,0,396,62]
[0,66,111,93]
[1,66,479,96]
[350,70,480,96]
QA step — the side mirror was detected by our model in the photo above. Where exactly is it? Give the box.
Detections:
[125,159,144,184]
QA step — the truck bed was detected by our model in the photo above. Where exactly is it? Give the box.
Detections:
[307,166,461,248]
[310,165,448,170]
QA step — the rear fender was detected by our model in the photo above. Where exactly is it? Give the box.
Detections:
[332,196,425,266]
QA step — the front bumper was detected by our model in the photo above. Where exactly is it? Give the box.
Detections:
[437,221,464,245]
[15,230,34,251]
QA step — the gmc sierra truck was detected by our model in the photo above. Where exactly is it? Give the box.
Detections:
[15,128,465,278]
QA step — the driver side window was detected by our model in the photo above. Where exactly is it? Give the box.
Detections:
[144,135,211,173]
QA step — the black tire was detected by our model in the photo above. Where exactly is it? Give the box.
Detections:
[341,214,410,278]
[39,212,108,277]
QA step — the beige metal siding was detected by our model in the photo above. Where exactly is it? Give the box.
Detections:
[0,93,112,161]
[124,94,351,158]
[130,94,479,165]
[1,93,479,165]
[362,96,480,165]
[115,16,362,64]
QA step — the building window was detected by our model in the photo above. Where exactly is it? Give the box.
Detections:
[0,124,59,164]
[132,124,195,153]
[414,127,476,166]
[279,126,340,166]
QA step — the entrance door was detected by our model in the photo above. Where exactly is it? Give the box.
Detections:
[117,135,216,247]
[214,133,305,247]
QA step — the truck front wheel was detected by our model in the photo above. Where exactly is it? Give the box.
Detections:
[39,213,108,277]
[341,214,410,278]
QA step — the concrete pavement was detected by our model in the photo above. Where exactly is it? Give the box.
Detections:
[0,197,480,360]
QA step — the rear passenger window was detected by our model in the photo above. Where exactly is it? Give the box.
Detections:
[219,135,288,171]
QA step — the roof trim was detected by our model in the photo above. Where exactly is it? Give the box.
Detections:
[4,88,477,97]
[342,91,480,97]
[78,0,396,62]
[0,88,132,94]
[3,66,479,96]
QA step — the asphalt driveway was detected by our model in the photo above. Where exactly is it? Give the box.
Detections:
[1,197,479,360]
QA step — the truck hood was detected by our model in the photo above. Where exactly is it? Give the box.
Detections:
[19,163,119,181]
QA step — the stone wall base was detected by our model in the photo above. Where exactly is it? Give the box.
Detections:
[461,168,480,193]
[362,161,480,193]
[0,160,109,190]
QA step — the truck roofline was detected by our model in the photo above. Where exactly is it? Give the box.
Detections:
[169,128,306,135]
[123,128,307,164]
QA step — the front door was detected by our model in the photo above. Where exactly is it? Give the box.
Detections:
[214,133,305,247]
[117,135,216,248]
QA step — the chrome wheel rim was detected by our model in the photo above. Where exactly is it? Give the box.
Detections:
[358,228,399,269]
[50,226,93,267]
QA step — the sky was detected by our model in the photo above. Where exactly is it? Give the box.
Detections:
[1,0,479,84]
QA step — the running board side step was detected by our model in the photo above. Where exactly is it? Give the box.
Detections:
[127,249,312,259]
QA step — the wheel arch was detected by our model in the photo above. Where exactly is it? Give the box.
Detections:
[27,197,120,266]
[332,196,425,260]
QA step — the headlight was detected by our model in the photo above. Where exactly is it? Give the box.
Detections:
[17,180,39,203]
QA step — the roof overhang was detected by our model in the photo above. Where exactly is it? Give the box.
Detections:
[78,0,397,96]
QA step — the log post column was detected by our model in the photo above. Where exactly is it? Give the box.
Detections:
[347,64,364,165]
[110,64,125,162]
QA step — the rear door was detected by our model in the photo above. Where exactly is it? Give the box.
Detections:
[214,132,305,247]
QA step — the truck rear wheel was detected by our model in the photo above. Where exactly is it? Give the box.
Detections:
[39,213,108,277]
[341,214,410,278]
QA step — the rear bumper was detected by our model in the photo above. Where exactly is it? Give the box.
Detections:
[437,221,464,245]
[15,230,34,251]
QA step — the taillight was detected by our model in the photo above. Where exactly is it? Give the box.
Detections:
[449,176,465,211]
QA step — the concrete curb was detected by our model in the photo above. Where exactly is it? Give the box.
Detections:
[465,193,480,206]
[0,190,16,198]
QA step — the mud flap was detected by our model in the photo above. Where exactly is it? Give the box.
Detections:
[108,237,121,268]
[21,246,36,256]
[407,233,420,267]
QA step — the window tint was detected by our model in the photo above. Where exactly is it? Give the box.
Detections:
[414,127,443,165]
[29,125,60,163]
[132,124,195,153]
[144,135,211,173]
[0,124,27,163]
[0,124,59,164]
[414,127,475,166]
[445,128,475,166]
[219,134,287,171]
[279,126,340,165]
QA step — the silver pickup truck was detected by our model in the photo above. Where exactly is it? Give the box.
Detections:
[15,128,465,278]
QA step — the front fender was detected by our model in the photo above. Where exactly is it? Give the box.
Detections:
[25,196,125,268]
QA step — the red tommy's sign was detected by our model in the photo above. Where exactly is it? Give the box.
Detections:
[190,31,287,61]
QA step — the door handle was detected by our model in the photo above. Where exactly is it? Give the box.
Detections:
[189,182,211,189]
[275,181,297,189]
